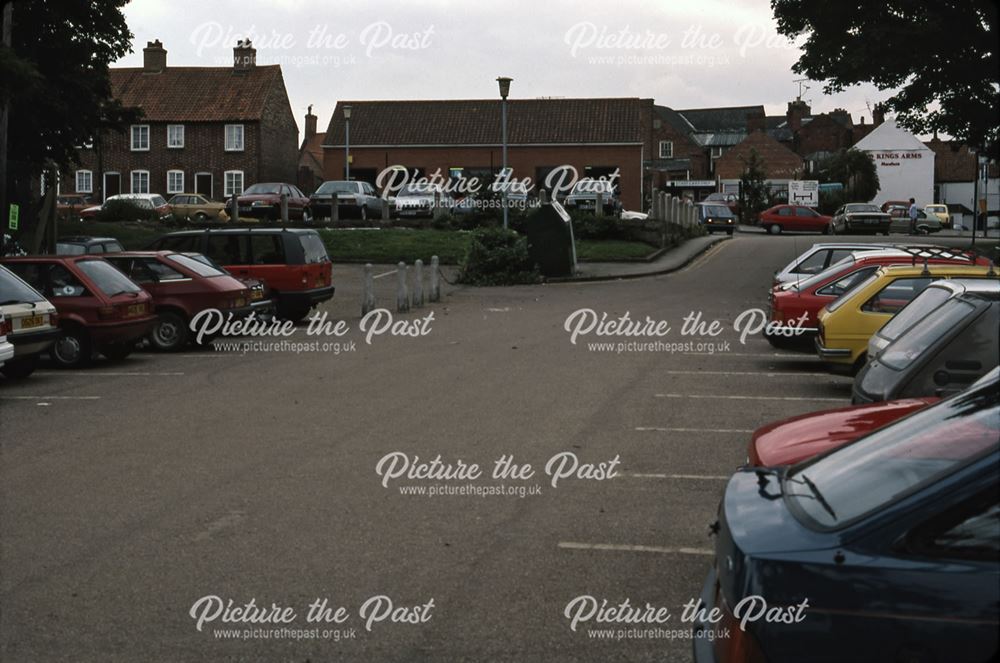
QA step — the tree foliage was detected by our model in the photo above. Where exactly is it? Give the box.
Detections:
[1,0,136,178]
[739,149,769,224]
[771,0,1000,152]
[818,149,880,202]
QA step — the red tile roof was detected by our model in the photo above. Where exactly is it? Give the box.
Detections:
[109,65,284,122]
[714,130,804,180]
[323,98,642,146]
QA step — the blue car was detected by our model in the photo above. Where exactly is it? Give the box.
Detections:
[693,376,999,663]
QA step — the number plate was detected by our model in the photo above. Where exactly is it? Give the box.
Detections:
[251,290,263,301]
[18,315,44,330]
[126,303,146,317]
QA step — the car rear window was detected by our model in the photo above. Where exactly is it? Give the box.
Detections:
[877,286,953,344]
[0,265,47,303]
[297,233,330,264]
[77,259,143,296]
[880,298,978,370]
[786,381,1000,529]
[56,243,87,255]
[166,253,226,277]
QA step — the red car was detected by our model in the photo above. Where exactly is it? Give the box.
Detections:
[758,204,832,234]
[0,256,156,367]
[230,182,311,221]
[103,251,252,351]
[765,247,988,348]
[747,397,938,466]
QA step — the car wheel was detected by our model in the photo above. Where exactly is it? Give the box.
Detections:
[0,355,38,379]
[51,326,92,368]
[150,311,189,351]
[101,342,135,361]
[768,224,782,235]
[194,212,208,222]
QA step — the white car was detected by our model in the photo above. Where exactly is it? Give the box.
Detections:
[80,193,172,221]
[0,310,15,371]
[0,264,60,379]
[773,242,894,286]
[394,183,445,218]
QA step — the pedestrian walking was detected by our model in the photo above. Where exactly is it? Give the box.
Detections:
[908,198,919,235]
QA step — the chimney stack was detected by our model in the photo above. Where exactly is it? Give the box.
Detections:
[143,39,167,74]
[233,38,256,72]
[786,99,810,132]
[872,104,886,127]
[304,105,317,140]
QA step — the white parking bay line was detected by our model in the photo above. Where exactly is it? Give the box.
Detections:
[656,393,844,403]
[35,371,184,376]
[635,426,754,433]
[628,473,728,480]
[0,395,101,400]
[559,542,714,556]
[661,370,831,377]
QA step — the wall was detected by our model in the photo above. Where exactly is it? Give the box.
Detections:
[861,148,935,206]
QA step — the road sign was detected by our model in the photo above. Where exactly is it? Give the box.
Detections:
[8,204,18,230]
[788,180,819,206]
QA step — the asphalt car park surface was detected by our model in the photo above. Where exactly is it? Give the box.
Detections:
[0,232,987,662]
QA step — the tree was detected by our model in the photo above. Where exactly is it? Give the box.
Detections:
[0,0,136,220]
[771,1,1000,153]
[739,149,769,225]
[818,149,880,202]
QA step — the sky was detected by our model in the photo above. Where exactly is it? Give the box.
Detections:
[117,0,892,139]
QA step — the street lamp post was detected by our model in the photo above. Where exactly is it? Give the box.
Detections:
[497,77,512,229]
[343,105,352,181]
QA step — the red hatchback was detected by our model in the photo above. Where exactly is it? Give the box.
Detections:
[0,256,156,367]
[104,251,252,351]
[765,247,987,348]
[758,204,831,234]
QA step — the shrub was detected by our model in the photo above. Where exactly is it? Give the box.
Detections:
[457,226,540,286]
[568,211,627,240]
[97,199,160,223]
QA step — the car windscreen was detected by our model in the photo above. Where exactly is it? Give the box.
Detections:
[879,298,978,370]
[316,182,357,195]
[165,253,226,277]
[791,256,856,291]
[298,233,330,264]
[785,381,1000,529]
[877,286,953,344]
[826,271,882,312]
[56,243,87,255]
[0,265,47,303]
[76,259,143,296]
[242,184,280,195]
[701,205,733,218]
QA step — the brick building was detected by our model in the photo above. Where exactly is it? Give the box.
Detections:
[714,130,804,187]
[66,39,298,202]
[298,106,326,195]
[321,98,645,211]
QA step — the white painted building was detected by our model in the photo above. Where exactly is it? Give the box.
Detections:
[854,119,935,207]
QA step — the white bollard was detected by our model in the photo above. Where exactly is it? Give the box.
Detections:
[362,263,375,315]
[413,259,424,307]
[396,261,409,313]
[429,255,440,302]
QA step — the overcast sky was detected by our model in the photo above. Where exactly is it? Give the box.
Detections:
[118,0,891,139]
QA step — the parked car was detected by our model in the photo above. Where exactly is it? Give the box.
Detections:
[56,236,125,255]
[867,279,999,359]
[167,194,230,222]
[309,180,385,221]
[182,252,275,321]
[886,206,942,234]
[758,204,832,234]
[879,199,910,213]
[694,202,736,235]
[393,183,444,218]
[924,203,952,228]
[145,228,333,322]
[694,375,999,663]
[1,256,155,367]
[747,396,938,466]
[0,310,15,372]
[103,251,252,351]
[229,183,310,221]
[80,193,172,221]
[772,242,900,286]
[764,247,986,349]
[854,288,999,404]
[703,191,739,215]
[829,203,892,235]
[56,194,93,221]
[0,265,59,378]
[563,179,620,215]
[815,262,998,373]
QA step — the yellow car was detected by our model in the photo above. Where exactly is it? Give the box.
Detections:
[924,204,951,228]
[816,263,998,373]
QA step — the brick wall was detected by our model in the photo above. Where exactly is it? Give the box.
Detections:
[258,71,299,184]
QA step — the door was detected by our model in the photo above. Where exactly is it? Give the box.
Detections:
[195,173,213,199]
[103,173,121,201]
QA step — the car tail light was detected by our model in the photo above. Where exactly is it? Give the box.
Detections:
[0,317,11,335]
[49,311,59,327]
[97,305,120,320]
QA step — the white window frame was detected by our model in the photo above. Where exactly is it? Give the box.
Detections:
[224,170,244,197]
[166,170,185,194]
[131,170,150,194]
[131,125,150,151]
[167,124,185,149]
[711,146,723,158]
[224,124,245,152]
[658,141,673,159]
[75,170,93,193]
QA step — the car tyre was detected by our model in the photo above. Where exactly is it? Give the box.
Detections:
[0,355,38,379]
[360,205,368,222]
[150,311,189,351]
[768,224,782,235]
[101,342,135,361]
[194,212,208,223]
[51,326,92,368]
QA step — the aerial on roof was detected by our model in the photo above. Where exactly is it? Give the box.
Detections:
[110,66,285,123]
[323,98,642,146]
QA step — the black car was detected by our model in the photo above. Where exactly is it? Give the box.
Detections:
[56,236,125,255]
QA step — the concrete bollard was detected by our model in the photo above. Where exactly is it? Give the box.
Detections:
[230,194,239,223]
[381,197,390,223]
[429,255,440,302]
[594,193,603,217]
[660,192,669,222]
[331,196,339,224]
[362,263,375,315]
[396,261,409,313]
[651,191,660,220]
[280,193,289,224]
[413,259,424,307]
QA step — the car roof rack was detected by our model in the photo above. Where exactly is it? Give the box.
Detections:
[890,245,976,265]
